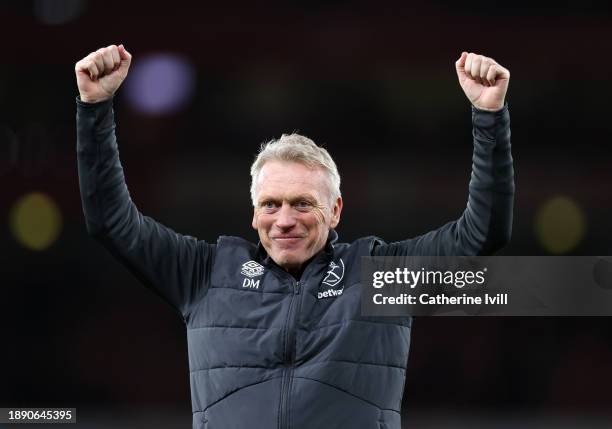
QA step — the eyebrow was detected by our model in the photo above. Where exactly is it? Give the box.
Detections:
[257,194,318,205]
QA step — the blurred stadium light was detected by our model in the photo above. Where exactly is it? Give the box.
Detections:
[123,53,196,115]
[34,0,87,25]
[534,195,586,254]
[9,192,62,251]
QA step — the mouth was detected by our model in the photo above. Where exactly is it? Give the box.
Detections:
[272,236,305,246]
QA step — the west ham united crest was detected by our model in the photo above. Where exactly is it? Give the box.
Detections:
[318,259,345,299]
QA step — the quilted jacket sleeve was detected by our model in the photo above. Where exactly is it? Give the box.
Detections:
[76,97,214,318]
[373,103,514,257]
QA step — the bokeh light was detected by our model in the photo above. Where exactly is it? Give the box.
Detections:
[123,53,196,115]
[33,0,87,25]
[9,192,62,251]
[534,195,586,254]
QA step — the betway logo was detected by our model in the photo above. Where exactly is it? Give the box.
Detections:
[318,288,344,299]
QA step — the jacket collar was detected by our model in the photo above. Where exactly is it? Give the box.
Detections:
[326,228,339,249]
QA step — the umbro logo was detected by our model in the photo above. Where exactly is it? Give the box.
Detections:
[241,260,264,289]
[241,260,265,278]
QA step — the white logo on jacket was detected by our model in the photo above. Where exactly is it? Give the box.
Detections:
[318,259,345,299]
[241,260,264,289]
[241,260,264,278]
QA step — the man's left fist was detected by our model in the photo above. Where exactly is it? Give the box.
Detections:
[455,51,510,111]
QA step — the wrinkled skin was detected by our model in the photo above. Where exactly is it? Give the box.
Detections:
[252,161,342,274]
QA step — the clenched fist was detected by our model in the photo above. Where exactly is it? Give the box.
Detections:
[75,44,132,103]
[455,52,510,111]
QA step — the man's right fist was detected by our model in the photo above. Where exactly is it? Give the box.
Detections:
[75,44,132,103]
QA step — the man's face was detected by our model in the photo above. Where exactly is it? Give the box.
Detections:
[252,160,342,273]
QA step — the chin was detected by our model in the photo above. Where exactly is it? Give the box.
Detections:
[275,252,306,270]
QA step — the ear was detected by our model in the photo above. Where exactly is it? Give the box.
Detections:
[252,207,258,230]
[330,196,343,228]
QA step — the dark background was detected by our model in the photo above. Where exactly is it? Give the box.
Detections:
[1,0,612,427]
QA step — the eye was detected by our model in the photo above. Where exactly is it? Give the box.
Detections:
[295,200,313,210]
[261,200,278,211]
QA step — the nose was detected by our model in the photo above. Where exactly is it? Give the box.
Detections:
[275,202,297,230]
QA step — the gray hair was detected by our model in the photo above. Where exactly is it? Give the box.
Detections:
[250,133,341,206]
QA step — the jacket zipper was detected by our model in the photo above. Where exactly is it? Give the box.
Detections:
[271,251,329,429]
[279,280,301,429]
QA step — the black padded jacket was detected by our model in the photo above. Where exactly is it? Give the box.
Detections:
[76,97,514,429]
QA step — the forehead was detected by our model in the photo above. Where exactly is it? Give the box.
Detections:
[256,161,328,201]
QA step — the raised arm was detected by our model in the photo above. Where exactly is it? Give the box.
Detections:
[373,52,514,257]
[76,45,213,317]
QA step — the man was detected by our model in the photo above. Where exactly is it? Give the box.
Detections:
[76,44,513,429]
